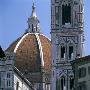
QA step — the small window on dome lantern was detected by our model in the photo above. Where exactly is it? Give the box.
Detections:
[32,24,33,32]
[29,25,30,28]
[36,25,38,32]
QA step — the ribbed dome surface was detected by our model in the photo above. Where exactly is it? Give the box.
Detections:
[6,33,51,75]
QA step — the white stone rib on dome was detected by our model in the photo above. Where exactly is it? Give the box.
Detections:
[35,33,44,67]
[14,33,44,67]
[14,33,29,53]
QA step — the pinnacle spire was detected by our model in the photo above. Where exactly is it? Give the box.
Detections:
[31,3,37,18]
[26,3,40,33]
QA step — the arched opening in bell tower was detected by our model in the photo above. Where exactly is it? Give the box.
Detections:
[69,46,73,59]
[61,46,65,59]
[62,4,71,25]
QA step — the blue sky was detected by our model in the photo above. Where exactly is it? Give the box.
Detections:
[0,0,90,56]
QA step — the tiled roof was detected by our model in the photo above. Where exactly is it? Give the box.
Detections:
[6,37,21,53]
[71,55,90,64]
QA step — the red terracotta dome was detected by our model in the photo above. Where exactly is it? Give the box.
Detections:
[6,33,51,82]
[6,4,51,83]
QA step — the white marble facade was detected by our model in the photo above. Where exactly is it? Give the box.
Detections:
[0,52,33,90]
[0,52,14,90]
[51,0,84,90]
[14,69,32,90]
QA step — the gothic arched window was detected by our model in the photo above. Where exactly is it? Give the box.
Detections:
[70,76,74,89]
[16,81,19,90]
[69,46,73,59]
[62,4,71,25]
[61,46,65,58]
[61,76,65,90]
[56,79,60,90]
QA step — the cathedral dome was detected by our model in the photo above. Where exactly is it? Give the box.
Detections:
[6,4,51,83]
[6,33,51,74]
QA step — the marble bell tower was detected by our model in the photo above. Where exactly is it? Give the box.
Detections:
[51,0,84,90]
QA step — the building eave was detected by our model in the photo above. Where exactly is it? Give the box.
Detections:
[14,66,35,90]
